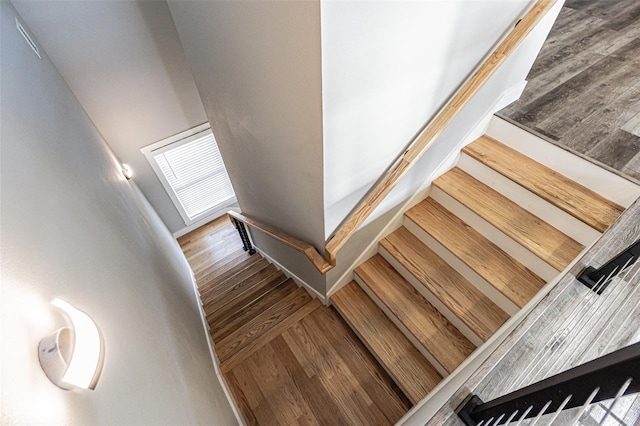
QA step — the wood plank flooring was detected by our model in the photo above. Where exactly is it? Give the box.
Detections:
[178,216,411,425]
[499,0,640,181]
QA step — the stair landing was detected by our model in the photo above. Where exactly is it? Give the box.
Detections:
[179,216,412,425]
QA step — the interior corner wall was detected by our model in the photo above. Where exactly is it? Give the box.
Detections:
[321,0,538,238]
[167,1,325,253]
[0,3,235,424]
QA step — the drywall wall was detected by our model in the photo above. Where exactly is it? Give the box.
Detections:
[1,3,236,424]
[167,0,325,250]
[321,0,537,238]
[11,0,209,234]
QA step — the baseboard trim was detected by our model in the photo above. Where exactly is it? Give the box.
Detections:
[187,268,246,425]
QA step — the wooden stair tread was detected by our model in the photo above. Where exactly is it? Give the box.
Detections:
[204,266,280,319]
[200,256,269,302]
[196,250,261,287]
[220,298,323,373]
[211,279,298,342]
[331,281,442,403]
[217,287,314,364]
[193,247,252,283]
[374,233,508,342]
[182,226,239,259]
[434,167,584,271]
[207,270,287,327]
[406,199,545,308]
[204,264,282,316]
[354,256,475,374]
[462,136,623,233]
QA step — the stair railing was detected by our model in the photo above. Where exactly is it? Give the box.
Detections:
[577,238,639,294]
[228,0,558,274]
[457,342,640,426]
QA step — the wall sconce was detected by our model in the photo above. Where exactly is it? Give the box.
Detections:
[121,164,133,180]
[38,299,105,390]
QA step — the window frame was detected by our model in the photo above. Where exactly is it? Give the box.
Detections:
[141,123,236,226]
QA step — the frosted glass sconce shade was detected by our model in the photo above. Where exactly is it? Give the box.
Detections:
[38,299,105,390]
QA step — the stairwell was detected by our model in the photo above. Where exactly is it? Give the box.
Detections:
[179,117,637,425]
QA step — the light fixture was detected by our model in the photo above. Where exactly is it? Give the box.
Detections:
[38,299,105,390]
[121,164,133,180]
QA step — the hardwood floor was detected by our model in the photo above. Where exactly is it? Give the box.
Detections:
[178,216,411,425]
[499,0,640,181]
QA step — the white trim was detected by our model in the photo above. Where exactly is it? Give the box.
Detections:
[186,268,245,425]
[141,123,210,154]
[255,247,327,305]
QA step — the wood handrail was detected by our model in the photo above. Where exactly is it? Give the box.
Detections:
[227,211,333,274]
[229,0,557,274]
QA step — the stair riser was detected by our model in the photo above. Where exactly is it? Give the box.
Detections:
[430,187,558,280]
[457,153,601,246]
[377,245,484,347]
[403,217,519,316]
[330,301,422,405]
[351,275,450,378]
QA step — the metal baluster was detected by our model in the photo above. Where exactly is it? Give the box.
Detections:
[569,387,600,426]
[232,218,256,255]
[599,378,633,425]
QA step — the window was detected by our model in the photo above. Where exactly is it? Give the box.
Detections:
[142,124,235,225]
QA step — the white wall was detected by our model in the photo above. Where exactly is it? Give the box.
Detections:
[167,0,325,248]
[12,0,209,234]
[321,0,534,238]
[1,3,236,424]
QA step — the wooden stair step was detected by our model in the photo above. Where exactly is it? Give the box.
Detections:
[406,198,545,308]
[374,234,508,343]
[331,281,442,403]
[462,136,624,233]
[200,256,269,301]
[351,255,475,374]
[178,215,233,245]
[434,167,584,271]
[217,287,314,365]
[196,250,260,285]
[220,298,323,373]
[211,278,298,342]
[192,247,252,282]
[181,226,239,259]
[207,270,288,327]
[202,261,275,309]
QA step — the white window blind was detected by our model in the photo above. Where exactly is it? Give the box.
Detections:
[142,125,235,225]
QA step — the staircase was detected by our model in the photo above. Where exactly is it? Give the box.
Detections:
[330,118,625,406]
[197,250,322,372]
